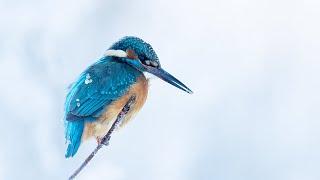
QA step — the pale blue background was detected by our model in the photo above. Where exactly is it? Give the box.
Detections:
[1,0,320,179]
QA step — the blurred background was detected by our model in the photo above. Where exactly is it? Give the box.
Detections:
[1,0,320,179]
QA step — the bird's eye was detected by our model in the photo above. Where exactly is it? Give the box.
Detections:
[145,60,151,65]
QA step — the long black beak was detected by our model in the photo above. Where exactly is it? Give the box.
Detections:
[146,66,193,94]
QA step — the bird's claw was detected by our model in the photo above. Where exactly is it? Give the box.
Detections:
[97,137,110,146]
[101,140,109,146]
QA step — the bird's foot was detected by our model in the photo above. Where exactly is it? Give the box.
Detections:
[101,140,109,146]
[96,137,101,145]
[96,137,110,146]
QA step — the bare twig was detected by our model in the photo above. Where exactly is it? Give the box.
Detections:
[68,96,136,180]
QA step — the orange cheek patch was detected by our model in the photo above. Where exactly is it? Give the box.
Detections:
[126,49,138,59]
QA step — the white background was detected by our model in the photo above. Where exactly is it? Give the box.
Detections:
[1,0,320,179]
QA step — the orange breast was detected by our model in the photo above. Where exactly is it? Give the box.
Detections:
[82,75,149,141]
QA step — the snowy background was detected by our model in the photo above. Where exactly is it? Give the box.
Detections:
[1,0,320,179]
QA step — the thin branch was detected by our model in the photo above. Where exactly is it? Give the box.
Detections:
[68,96,136,180]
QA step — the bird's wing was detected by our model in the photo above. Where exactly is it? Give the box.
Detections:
[65,60,138,120]
[64,59,140,157]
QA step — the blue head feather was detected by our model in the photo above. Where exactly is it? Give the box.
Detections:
[110,36,160,67]
[107,36,192,94]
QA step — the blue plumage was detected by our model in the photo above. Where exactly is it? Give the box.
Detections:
[64,121,84,158]
[64,56,142,157]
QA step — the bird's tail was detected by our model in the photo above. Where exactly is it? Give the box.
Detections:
[64,120,84,158]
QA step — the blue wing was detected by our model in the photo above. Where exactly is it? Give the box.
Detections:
[64,57,141,157]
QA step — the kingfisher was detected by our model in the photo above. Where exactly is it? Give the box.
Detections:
[64,36,192,158]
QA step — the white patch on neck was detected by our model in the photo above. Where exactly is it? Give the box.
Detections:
[104,49,127,58]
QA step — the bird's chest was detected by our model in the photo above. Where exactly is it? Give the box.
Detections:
[82,75,148,141]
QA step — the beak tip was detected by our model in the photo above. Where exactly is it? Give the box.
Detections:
[151,67,193,95]
[187,89,193,94]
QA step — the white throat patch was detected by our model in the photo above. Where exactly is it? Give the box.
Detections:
[104,49,127,58]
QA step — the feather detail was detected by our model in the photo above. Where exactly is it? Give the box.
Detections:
[65,120,84,158]
[64,57,142,157]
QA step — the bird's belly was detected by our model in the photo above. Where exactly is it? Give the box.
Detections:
[82,75,148,141]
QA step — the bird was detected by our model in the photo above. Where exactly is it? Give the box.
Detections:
[64,36,192,158]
